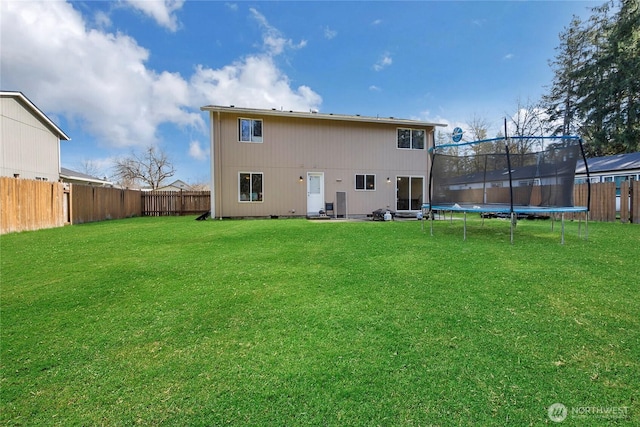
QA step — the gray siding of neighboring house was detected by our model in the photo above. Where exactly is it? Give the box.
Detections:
[209,110,436,218]
[1,96,61,182]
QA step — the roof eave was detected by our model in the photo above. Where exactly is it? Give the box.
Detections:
[60,174,113,185]
[200,105,447,128]
[1,91,71,141]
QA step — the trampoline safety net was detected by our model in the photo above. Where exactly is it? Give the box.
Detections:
[429,136,589,212]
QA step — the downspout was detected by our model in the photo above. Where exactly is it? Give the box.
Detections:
[209,111,216,219]
[216,111,222,219]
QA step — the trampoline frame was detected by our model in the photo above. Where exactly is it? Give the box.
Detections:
[423,136,591,244]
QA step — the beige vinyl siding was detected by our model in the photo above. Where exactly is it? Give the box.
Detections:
[212,111,433,218]
[1,96,61,181]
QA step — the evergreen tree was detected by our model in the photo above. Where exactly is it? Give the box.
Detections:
[543,16,586,137]
[542,0,639,156]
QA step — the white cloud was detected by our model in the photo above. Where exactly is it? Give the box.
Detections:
[94,10,112,29]
[371,19,382,25]
[503,53,515,60]
[369,85,382,92]
[373,53,392,71]
[190,56,322,111]
[250,8,306,55]
[189,8,321,111]
[124,0,185,32]
[0,1,322,151]
[189,140,208,161]
[324,26,337,40]
[0,1,202,148]
[225,3,238,11]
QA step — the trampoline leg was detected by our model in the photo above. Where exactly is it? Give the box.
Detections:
[578,215,582,238]
[510,212,514,244]
[585,212,589,240]
[561,213,565,245]
[463,211,467,241]
[430,211,434,236]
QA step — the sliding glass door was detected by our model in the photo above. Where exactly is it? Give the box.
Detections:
[396,176,424,211]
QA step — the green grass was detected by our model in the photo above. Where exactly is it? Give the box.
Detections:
[1,216,639,426]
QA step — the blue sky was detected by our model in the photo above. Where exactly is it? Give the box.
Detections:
[1,0,598,185]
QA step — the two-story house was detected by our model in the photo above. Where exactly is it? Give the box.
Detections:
[200,105,445,218]
[1,91,70,181]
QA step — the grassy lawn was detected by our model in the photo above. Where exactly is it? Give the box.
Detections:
[1,216,639,426]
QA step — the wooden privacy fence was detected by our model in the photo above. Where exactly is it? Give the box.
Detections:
[620,181,640,224]
[1,179,141,233]
[1,177,66,234]
[1,179,637,234]
[570,182,638,223]
[70,185,141,224]
[573,183,616,222]
[142,191,210,216]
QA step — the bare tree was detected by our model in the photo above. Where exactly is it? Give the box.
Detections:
[77,159,103,178]
[465,114,494,172]
[112,146,176,189]
[465,113,490,142]
[508,97,547,138]
[506,97,548,156]
[189,181,210,191]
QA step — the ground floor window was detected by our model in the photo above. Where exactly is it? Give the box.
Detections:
[396,176,423,210]
[239,172,263,202]
[355,174,375,191]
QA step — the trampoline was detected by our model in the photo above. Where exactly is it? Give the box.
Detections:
[422,136,591,243]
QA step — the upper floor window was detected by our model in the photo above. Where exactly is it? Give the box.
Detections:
[397,128,425,150]
[355,174,375,191]
[239,118,263,143]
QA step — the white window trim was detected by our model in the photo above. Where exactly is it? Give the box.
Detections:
[396,175,425,211]
[238,118,263,143]
[396,128,426,150]
[238,171,264,203]
[355,173,376,191]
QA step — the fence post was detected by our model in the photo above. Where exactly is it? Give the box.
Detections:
[631,180,635,224]
[620,181,629,223]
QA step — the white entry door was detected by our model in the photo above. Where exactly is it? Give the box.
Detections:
[307,172,324,215]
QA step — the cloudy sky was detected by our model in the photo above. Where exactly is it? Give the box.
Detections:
[1,0,597,185]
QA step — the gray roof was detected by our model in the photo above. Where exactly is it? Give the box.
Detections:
[60,167,112,185]
[576,152,640,174]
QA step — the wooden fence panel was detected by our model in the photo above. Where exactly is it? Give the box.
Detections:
[70,184,141,224]
[589,182,616,222]
[632,181,639,224]
[620,181,630,223]
[1,177,65,234]
[142,191,210,216]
